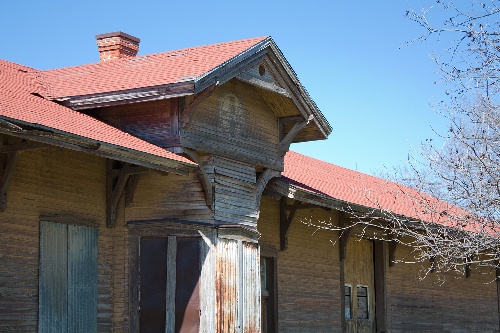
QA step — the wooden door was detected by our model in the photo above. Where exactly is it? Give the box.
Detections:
[344,238,375,333]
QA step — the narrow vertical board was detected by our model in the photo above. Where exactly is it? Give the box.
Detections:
[67,224,98,333]
[216,239,239,333]
[139,237,168,333]
[176,238,201,333]
[373,240,386,332]
[241,241,260,332]
[39,221,68,333]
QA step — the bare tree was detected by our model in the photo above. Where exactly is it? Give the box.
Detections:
[304,1,500,277]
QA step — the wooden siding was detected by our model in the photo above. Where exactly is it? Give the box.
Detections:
[258,196,341,333]
[0,147,116,332]
[203,155,257,226]
[182,80,282,170]
[125,170,213,223]
[386,244,500,332]
[88,99,180,147]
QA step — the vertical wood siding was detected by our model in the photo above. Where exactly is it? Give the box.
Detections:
[39,221,68,333]
[344,238,375,333]
[67,224,98,333]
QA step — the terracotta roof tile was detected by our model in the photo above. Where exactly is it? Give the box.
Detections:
[283,151,470,227]
[0,59,193,165]
[40,36,268,98]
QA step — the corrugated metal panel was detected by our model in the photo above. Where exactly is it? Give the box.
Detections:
[241,241,260,333]
[217,238,239,333]
[39,221,68,333]
[67,224,98,333]
[216,238,260,333]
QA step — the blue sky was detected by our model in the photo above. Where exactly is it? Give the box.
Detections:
[0,1,449,175]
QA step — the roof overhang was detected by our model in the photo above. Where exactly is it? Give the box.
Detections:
[0,116,195,176]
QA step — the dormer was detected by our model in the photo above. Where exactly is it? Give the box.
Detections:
[40,35,331,171]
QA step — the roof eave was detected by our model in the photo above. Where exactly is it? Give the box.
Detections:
[0,116,196,175]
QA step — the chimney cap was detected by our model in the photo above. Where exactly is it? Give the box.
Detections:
[95,31,140,43]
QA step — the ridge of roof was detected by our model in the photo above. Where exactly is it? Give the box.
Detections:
[39,36,269,99]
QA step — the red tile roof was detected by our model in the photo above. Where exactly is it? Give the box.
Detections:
[283,151,471,227]
[0,59,194,165]
[40,37,268,99]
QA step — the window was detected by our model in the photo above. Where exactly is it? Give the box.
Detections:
[356,286,369,320]
[344,285,352,320]
[38,221,98,333]
[139,236,201,333]
[261,256,276,333]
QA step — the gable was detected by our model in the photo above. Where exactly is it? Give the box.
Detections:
[182,79,281,170]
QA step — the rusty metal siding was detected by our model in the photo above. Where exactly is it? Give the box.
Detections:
[39,221,98,333]
[217,238,239,333]
[39,221,68,333]
[67,224,98,333]
[216,237,260,333]
[241,241,260,333]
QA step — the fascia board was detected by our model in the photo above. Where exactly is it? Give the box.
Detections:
[55,82,195,110]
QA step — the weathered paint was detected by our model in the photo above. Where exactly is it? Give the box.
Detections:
[39,221,98,333]
[344,238,375,333]
[216,229,260,333]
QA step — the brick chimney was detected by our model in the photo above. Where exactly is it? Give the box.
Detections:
[95,32,140,62]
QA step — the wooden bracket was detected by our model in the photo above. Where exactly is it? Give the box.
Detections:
[183,149,214,211]
[339,212,352,262]
[255,169,280,212]
[388,233,400,267]
[0,151,19,212]
[106,161,160,227]
[0,137,46,212]
[279,198,316,251]
[278,114,313,155]
[181,84,216,127]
